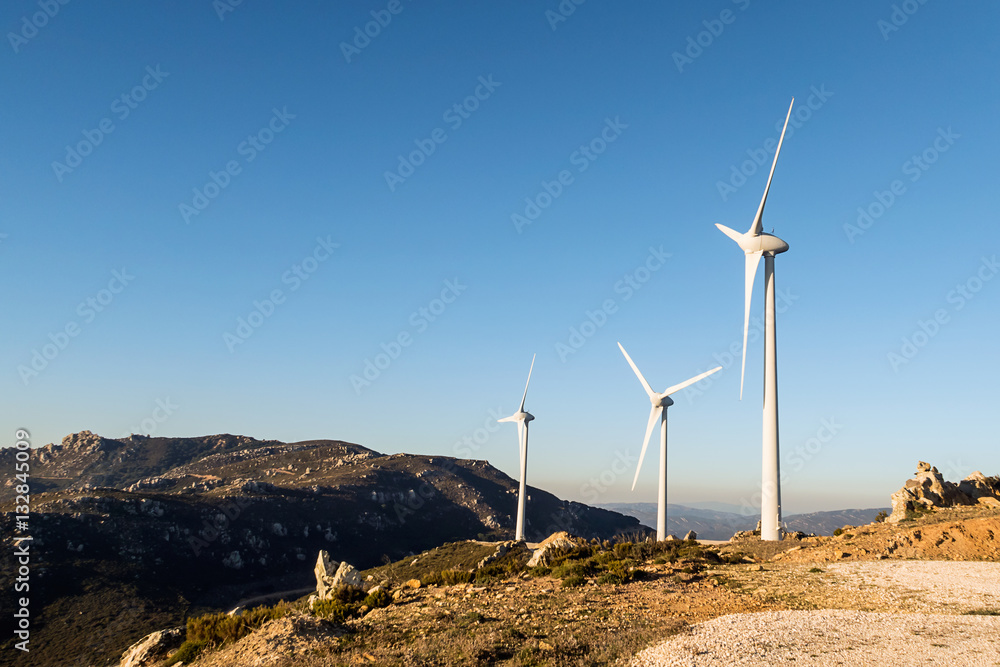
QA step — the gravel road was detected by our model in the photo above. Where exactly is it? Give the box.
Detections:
[632,561,1000,666]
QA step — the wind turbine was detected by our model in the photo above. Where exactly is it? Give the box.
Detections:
[714,98,794,541]
[498,354,535,542]
[618,342,721,541]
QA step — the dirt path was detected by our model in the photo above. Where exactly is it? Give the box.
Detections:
[633,560,1000,666]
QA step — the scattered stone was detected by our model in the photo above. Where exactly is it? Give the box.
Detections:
[404,578,422,589]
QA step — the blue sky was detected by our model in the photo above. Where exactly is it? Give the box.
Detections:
[3,1,998,514]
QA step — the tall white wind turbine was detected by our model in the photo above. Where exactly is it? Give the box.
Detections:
[498,354,535,542]
[715,99,794,541]
[618,343,721,541]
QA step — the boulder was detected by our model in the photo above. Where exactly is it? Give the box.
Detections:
[527,531,583,567]
[118,627,184,667]
[314,550,362,599]
[332,561,362,589]
[958,471,1000,501]
[683,531,697,541]
[887,462,977,523]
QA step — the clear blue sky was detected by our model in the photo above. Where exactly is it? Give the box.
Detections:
[3,1,998,514]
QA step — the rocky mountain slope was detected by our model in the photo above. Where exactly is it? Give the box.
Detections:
[0,431,644,667]
[112,503,1000,667]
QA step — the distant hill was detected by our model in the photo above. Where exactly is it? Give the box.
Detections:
[598,503,891,540]
[0,431,644,667]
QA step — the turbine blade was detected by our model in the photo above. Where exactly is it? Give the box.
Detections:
[715,223,744,244]
[632,405,662,491]
[748,98,794,237]
[741,251,764,400]
[518,354,535,413]
[618,342,655,399]
[662,365,724,397]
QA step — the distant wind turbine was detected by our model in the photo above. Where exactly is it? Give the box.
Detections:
[498,354,535,542]
[618,342,721,541]
[714,98,794,541]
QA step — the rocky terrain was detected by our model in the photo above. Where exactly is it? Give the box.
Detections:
[888,460,1000,522]
[88,460,1000,667]
[107,501,1000,667]
[0,432,644,667]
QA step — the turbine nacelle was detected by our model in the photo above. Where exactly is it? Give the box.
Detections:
[715,97,795,400]
[744,231,789,256]
[617,342,721,493]
[498,411,534,423]
[652,394,674,409]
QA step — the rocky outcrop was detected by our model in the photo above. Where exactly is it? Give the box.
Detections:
[957,471,1000,507]
[314,550,363,598]
[888,462,1000,523]
[118,626,184,667]
[527,531,584,567]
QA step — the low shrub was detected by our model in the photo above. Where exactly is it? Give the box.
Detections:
[186,603,292,646]
[363,588,392,609]
[164,640,206,666]
[312,598,356,624]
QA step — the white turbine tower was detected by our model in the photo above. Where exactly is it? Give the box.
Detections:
[715,98,794,542]
[498,354,535,542]
[618,342,721,541]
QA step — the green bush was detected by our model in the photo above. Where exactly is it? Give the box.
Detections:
[875,510,888,523]
[165,640,206,666]
[312,598,357,623]
[833,528,844,536]
[328,584,365,604]
[561,573,585,588]
[363,588,392,609]
[185,602,292,646]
